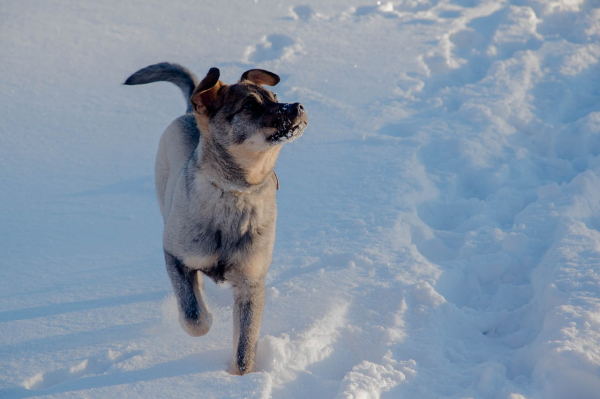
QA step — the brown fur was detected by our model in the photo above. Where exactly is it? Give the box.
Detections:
[228,144,282,185]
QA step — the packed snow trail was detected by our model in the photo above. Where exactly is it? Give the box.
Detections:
[1,0,600,398]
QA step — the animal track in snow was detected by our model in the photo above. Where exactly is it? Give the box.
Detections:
[351,0,439,18]
[290,5,315,21]
[255,300,349,386]
[244,34,304,64]
[335,352,416,398]
[354,2,396,17]
[420,4,543,91]
[22,348,143,391]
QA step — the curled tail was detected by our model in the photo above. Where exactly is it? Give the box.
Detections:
[124,62,199,114]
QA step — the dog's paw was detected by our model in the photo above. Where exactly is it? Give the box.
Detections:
[179,311,213,337]
[228,359,254,376]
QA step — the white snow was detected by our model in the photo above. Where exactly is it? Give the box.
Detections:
[2,0,600,398]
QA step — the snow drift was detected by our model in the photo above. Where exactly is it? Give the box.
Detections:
[1,0,600,398]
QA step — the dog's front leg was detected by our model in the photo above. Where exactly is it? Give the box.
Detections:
[230,280,265,375]
[164,251,213,337]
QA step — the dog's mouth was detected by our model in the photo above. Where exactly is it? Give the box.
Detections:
[267,120,308,144]
[267,103,308,144]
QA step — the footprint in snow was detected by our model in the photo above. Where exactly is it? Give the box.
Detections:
[22,349,143,391]
[244,34,303,64]
[291,5,314,21]
[422,5,542,85]
[354,2,398,17]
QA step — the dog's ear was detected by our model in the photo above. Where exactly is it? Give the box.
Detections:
[240,69,280,86]
[191,68,224,114]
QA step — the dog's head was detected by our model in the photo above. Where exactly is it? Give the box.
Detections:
[190,68,308,151]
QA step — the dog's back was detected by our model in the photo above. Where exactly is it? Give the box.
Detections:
[125,63,200,219]
[155,115,199,219]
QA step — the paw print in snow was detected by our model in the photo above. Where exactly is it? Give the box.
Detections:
[244,34,304,64]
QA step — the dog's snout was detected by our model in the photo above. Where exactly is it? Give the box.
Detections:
[291,103,304,117]
[282,103,304,118]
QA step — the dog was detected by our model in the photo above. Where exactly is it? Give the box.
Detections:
[125,63,308,375]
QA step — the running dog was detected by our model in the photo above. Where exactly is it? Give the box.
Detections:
[125,63,308,375]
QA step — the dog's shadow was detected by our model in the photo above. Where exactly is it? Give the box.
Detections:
[0,291,168,323]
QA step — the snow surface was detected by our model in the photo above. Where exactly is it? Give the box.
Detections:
[2,0,600,397]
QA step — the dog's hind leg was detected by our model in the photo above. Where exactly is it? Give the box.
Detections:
[230,281,265,375]
[164,251,213,337]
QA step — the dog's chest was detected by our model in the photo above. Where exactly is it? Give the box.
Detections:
[176,191,275,279]
[190,207,256,257]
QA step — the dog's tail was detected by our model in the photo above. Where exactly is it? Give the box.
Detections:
[124,62,199,114]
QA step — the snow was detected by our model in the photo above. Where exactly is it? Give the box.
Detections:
[1,0,600,397]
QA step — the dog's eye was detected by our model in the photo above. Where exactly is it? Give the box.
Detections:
[243,100,262,113]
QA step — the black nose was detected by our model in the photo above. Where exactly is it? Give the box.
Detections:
[284,103,304,118]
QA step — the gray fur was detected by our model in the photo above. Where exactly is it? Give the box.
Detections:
[124,62,199,113]
[125,63,308,375]
[164,251,213,336]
